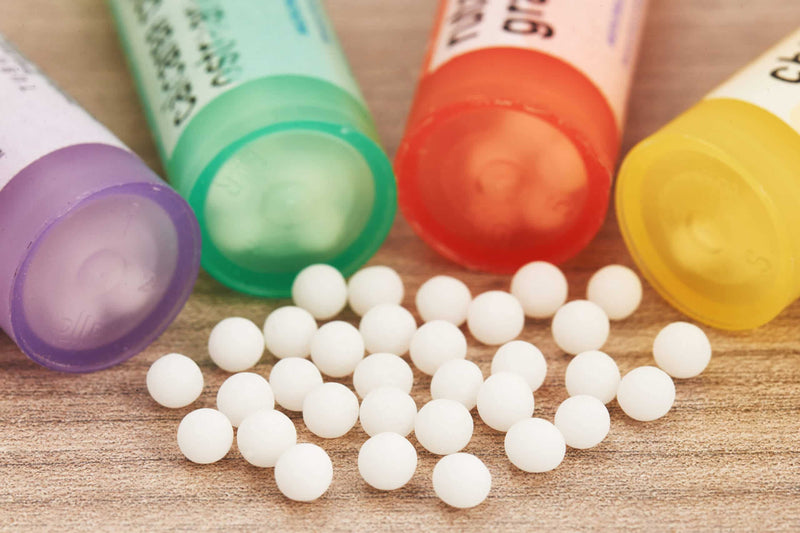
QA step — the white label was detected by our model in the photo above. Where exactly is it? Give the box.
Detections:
[0,36,126,189]
[427,0,648,128]
[707,27,800,134]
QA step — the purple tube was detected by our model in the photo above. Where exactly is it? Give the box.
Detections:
[0,37,201,372]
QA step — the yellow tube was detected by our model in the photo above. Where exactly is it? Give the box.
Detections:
[616,28,800,330]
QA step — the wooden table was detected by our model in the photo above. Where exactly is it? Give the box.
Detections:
[2,1,799,530]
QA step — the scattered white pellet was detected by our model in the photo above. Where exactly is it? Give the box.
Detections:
[262,306,318,359]
[358,432,418,491]
[430,359,484,410]
[467,291,525,345]
[476,372,535,432]
[653,322,712,378]
[274,443,333,502]
[491,341,547,391]
[353,352,414,398]
[551,300,609,355]
[504,418,566,473]
[415,275,472,326]
[358,304,417,355]
[146,353,204,408]
[309,321,365,377]
[207,317,265,372]
[359,387,417,437]
[409,320,467,375]
[215,372,274,427]
[291,264,347,320]
[432,453,491,509]
[510,261,568,319]
[348,265,405,316]
[565,350,621,404]
[554,395,610,449]
[177,408,233,464]
[414,399,474,455]
[269,357,323,411]
[302,382,360,439]
[587,264,643,320]
[236,409,297,468]
[617,366,676,421]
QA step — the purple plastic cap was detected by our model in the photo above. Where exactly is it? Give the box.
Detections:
[0,144,201,372]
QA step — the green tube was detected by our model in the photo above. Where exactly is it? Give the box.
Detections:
[109,0,396,296]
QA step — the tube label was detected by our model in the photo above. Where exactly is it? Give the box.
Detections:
[427,0,648,127]
[707,28,800,134]
[110,0,364,158]
[0,36,125,189]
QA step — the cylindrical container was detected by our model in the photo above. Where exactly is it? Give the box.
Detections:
[0,35,201,372]
[617,27,800,330]
[109,0,396,297]
[396,0,648,272]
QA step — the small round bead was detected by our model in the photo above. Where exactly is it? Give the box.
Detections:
[653,322,712,378]
[510,261,568,319]
[467,291,525,345]
[177,408,233,464]
[432,453,491,509]
[477,372,535,432]
[554,395,610,449]
[236,410,297,467]
[291,264,347,320]
[146,353,204,408]
[409,320,467,375]
[587,264,643,320]
[617,366,676,421]
[491,341,547,391]
[207,317,265,372]
[565,350,621,404]
[215,372,275,427]
[358,432,418,491]
[415,275,472,326]
[353,352,414,398]
[359,387,417,437]
[551,300,610,355]
[347,265,405,316]
[504,418,566,473]
[310,321,365,377]
[262,306,318,359]
[269,358,323,411]
[274,443,333,502]
[358,304,417,355]
[430,359,484,410]
[302,382,359,438]
[414,399,474,455]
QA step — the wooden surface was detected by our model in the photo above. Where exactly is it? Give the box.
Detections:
[2,1,800,531]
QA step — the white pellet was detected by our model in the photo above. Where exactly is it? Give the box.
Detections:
[409,320,467,375]
[348,265,405,316]
[414,399,474,455]
[554,395,610,449]
[491,341,547,391]
[467,290,525,345]
[432,453,491,509]
[177,408,233,464]
[302,382,359,439]
[236,409,297,468]
[358,304,417,355]
[262,306,318,359]
[309,321,365,377]
[617,366,676,421]
[476,372,534,432]
[510,261,568,319]
[274,443,333,502]
[207,317,265,372]
[551,300,610,355]
[564,350,621,404]
[504,418,566,473]
[358,432,418,491]
[353,352,414,398]
[146,353,204,408]
[587,264,643,320]
[215,372,274,427]
[430,359,484,410]
[653,322,712,378]
[269,357,323,411]
[359,387,417,437]
[415,275,472,326]
[291,264,347,320]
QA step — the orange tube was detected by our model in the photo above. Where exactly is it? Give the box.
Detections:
[396,0,648,272]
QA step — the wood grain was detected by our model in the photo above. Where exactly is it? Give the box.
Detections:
[1,1,800,531]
